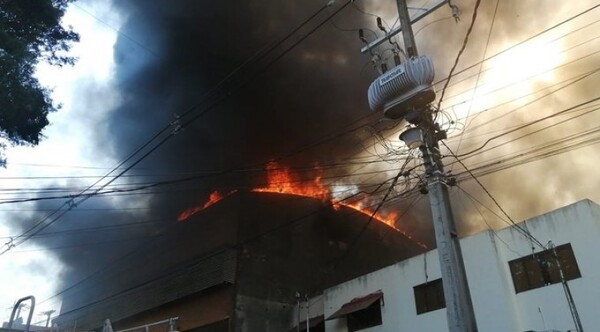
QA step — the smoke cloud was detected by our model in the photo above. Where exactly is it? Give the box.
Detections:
[6,0,600,316]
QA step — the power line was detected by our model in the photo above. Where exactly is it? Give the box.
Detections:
[436,15,600,99]
[455,95,600,158]
[445,68,600,138]
[1,1,355,255]
[414,16,453,36]
[0,154,397,182]
[441,43,600,108]
[0,164,412,206]
[432,3,600,88]
[7,1,593,192]
[450,124,600,182]
[456,106,600,165]
[40,173,421,312]
[442,105,600,180]
[441,141,545,249]
[10,0,600,316]
[38,2,600,324]
[71,3,160,57]
[455,184,524,257]
[17,65,572,258]
[0,220,162,240]
[435,0,482,111]
[449,0,500,168]
[445,103,600,146]
[332,156,416,266]
[4,235,167,254]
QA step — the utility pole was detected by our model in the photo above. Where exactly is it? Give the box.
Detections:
[363,1,478,331]
[396,1,477,330]
[296,292,301,332]
[418,115,478,332]
[305,294,310,332]
[548,240,584,332]
[395,0,418,58]
[40,310,56,327]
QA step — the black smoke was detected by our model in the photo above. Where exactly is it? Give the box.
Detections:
[7,0,412,313]
[13,0,567,315]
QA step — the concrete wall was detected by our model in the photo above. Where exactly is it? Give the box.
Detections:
[324,199,600,332]
[496,199,600,331]
[292,295,324,329]
[112,285,233,332]
[234,294,293,332]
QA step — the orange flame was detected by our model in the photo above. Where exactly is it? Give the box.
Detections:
[177,162,426,249]
[178,190,235,222]
[337,201,427,248]
[251,162,426,248]
[252,161,330,201]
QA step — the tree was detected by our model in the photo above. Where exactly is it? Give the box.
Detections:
[0,0,79,160]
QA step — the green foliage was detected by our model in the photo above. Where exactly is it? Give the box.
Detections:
[0,0,79,149]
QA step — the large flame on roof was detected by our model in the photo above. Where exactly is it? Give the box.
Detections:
[177,162,425,248]
[252,161,330,201]
[252,162,425,248]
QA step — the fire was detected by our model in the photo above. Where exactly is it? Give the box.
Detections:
[252,161,330,201]
[178,190,235,222]
[176,162,426,248]
[339,201,397,228]
[252,162,426,248]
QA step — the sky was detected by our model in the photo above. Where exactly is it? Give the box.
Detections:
[1,0,599,326]
[0,0,123,322]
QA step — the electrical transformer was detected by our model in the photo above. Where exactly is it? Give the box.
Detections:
[367,55,436,121]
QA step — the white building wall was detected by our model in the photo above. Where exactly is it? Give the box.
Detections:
[494,199,600,331]
[293,295,325,328]
[324,199,600,332]
[325,250,446,331]
[460,230,520,331]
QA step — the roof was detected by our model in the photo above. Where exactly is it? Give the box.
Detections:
[326,291,383,320]
[56,192,424,329]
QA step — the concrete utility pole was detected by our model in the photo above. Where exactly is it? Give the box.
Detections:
[548,240,584,332]
[397,1,477,331]
[296,292,301,332]
[418,115,478,332]
[40,310,56,327]
[364,1,478,331]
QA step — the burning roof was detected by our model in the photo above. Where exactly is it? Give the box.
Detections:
[59,189,426,324]
[178,161,426,248]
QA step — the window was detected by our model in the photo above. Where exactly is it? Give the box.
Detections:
[509,243,581,293]
[413,278,445,314]
[346,300,382,332]
[326,292,383,331]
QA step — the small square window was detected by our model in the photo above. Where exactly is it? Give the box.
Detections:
[414,278,445,314]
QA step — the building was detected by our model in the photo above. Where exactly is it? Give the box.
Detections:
[309,199,600,331]
[54,191,425,331]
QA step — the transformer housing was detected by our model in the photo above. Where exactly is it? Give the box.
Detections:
[368,55,436,120]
